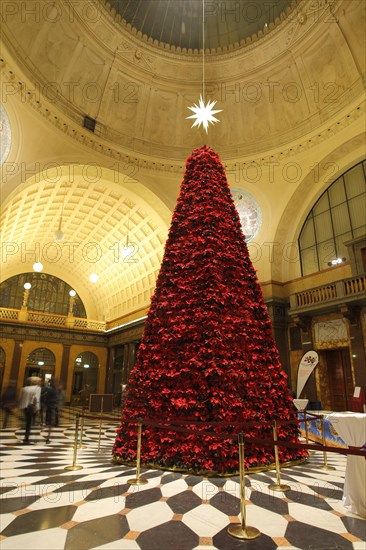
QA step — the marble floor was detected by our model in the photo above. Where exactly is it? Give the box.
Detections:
[0,410,365,550]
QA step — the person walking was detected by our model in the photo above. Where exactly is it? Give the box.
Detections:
[40,380,49,426]
[44,378,59,443]
[0,380,17,429]
[18,377,41,444]
[55,382,65,427]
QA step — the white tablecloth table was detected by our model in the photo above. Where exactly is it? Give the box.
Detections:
[326,412,366,518]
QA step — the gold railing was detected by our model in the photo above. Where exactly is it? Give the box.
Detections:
[28,312,66,326]
[0,308,105,331]
[0,308,18,320]
[74,318,106,331]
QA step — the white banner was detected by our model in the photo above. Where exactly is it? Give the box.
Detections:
[296,350,319,398]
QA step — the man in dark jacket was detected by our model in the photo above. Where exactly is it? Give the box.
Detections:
[45,378,58,443]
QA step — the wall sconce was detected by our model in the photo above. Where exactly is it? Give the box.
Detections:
[328,257,346,266]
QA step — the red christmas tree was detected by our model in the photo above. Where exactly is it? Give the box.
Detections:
[113,146,306,473]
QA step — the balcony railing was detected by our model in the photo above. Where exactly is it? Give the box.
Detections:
[290,274,366,313]
[0,307,105,331]
[0,308,18,320]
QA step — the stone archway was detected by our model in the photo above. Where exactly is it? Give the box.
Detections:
[25,347,55,385]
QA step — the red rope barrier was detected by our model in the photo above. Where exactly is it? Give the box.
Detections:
[78,412,365,458]
[79,411,322,427]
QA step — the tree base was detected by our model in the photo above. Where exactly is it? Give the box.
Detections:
[111,456,307,477]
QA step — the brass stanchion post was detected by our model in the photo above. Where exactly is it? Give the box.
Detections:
[269,421,290,492]
[128,420,148,485]
[97,397,104,452]
[78,412,85,449]
[304,411,315,455]
[319,416,336,471]
[228,433,260,540]
[64,413,83,471]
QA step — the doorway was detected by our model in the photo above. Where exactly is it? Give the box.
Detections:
[24,348,55,385]
[324,349,354,411]
[71,351,99,406]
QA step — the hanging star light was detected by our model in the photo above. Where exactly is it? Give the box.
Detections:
[186,0,222,133]
[187,95,222,133]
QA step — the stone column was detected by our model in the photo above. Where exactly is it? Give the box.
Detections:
[105,347,115,394]
[341,306,365,386]
[10,340,24,391]
[59,344,71,388]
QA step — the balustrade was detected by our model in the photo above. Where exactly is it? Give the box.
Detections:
[292,274,366,312]
[0,307,105,331]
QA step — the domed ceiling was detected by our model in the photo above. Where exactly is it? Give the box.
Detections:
[2,0,362,163]
[107,0,294,50]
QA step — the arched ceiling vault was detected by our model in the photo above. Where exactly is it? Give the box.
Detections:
[0,168,170,320]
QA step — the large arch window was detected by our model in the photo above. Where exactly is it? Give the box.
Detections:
[0,273,86,317]
[299,161,366,276]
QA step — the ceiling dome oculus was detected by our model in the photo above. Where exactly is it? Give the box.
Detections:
[105,0,295,51]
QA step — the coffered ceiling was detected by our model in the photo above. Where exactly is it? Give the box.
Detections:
[0,173,170,320]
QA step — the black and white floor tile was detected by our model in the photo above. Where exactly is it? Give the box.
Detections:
[0,411,365,550]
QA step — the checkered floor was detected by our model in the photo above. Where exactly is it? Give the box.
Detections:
[0,410,365,550]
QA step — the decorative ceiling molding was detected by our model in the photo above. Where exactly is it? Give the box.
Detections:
[99,0,302,57]
[1,55,363,174]
[1,0,363,165]
[1,55,365,179]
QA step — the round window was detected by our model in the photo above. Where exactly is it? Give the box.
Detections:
[231,189,262,242]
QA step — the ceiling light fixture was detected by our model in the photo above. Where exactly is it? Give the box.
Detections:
[54,190,66,241]
[121,210,138,262]
[54,225,64,241]
[33,261,43,272]
[89,273,99,283]
[187,0,222,132]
